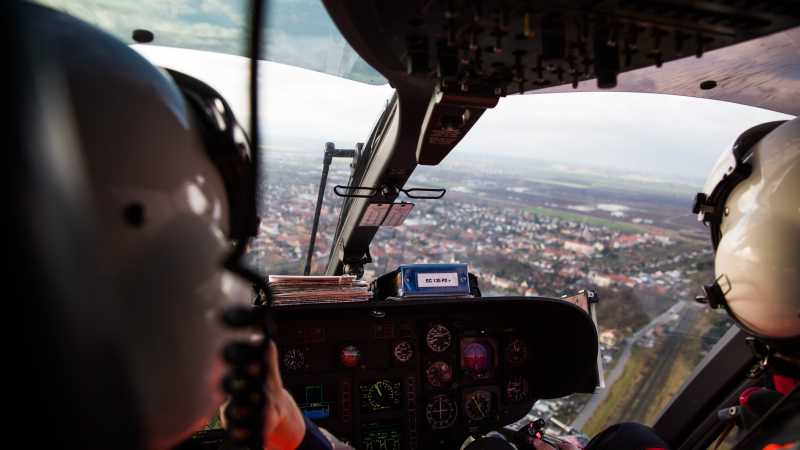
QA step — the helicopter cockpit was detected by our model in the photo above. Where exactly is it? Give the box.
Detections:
[14,1,799,450]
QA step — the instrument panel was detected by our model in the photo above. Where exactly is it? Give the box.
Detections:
[273,296,598,450]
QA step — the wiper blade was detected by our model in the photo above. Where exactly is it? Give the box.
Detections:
[333,184,446,199]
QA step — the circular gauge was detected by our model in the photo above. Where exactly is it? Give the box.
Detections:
[366,380,399,411]
[393,340,414,363]
[425,361,453,388]
[463,341,492,377]
[426,324,452,352]
[425,395,458,430]
[340,345,361,368]
[464,390,493,421]
[505,375,529,403]
[283,348,305,371]
[506,338,528,365]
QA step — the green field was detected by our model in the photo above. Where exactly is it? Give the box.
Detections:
[581,310,718,436]
[582,347,650,436]
[527,206,646,233]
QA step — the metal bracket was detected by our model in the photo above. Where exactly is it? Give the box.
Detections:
[343,250,372,278]
[304,142,363,276]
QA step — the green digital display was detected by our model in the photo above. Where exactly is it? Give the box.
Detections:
[361,423,401,450]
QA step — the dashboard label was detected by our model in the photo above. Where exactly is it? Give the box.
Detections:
[417,272,459,288]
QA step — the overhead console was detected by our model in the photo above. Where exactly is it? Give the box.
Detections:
[273,296,598,450]
[322,0,800,165]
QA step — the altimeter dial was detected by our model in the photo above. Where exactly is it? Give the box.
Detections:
[426,324,452,352]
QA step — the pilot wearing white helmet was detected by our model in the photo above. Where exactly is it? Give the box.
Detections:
[694,118,800,352]
[15,3,317,450]
[688,118,799,449]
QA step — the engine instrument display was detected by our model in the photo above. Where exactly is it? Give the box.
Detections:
[505,375,529,403]
[359,379,402,413]
[425,395,457,430]
[425,361,453,388]
[392,340,414,363]
[463,390,494,422]
[362,423,402,450]
[289,384,334,421]
[425,324,452,352]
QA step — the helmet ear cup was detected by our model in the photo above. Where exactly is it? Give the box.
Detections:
[166,69,258,245]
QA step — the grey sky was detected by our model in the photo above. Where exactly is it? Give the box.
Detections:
[459,92,793,182]
[136,45,792,185]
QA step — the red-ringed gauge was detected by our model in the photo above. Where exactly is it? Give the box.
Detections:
[425,361,453,387]
[393,340,414,363]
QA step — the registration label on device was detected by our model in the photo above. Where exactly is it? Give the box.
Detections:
[417,272,459,288]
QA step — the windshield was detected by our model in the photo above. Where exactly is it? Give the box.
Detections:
[368,93,793,433]
[36,0,386,84]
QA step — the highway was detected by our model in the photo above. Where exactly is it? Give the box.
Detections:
[570,300,688,431]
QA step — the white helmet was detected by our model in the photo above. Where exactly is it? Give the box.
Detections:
[694,118,800,352]
[24,4,258,449]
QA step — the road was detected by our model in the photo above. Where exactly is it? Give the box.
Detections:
[570,301,687,431]
[622,304,697,421]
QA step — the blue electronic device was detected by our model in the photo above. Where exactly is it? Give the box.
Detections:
[396,263,471,297]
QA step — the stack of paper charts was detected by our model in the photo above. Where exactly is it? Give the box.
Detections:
[267,275,371,306]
